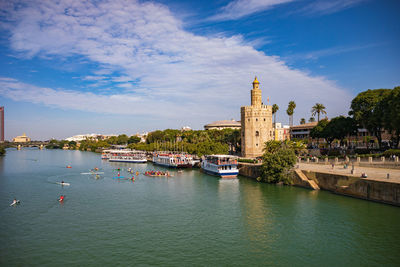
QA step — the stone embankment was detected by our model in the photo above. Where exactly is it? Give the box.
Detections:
[238,162,400,206]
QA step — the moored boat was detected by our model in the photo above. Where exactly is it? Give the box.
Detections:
[152,152,194,168]
[108,150,147,163]
[201,155,239,178]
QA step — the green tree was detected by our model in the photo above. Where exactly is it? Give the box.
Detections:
[286,101,296,126]
[0,145,5,156]
[309,117,316,122]
[310,119,330,146]
[260,141,297,184]
[325,116,357,147]
[382,86,400,148]
[128,135,141,144]
[311,103,327,122]
[300,118,306,124]
[46,139,66,149]
[272,104,279,125]
[349,89,391,149]
[116,134,129,145]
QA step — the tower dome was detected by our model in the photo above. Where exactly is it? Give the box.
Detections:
[252,76,259,84]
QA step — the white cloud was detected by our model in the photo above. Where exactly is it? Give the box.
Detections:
[0,0,353,129]
[296,0,367,15]
[209,0,294,21]
[286,43,381,61]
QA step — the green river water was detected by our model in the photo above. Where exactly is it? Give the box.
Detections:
[0,149,399,266]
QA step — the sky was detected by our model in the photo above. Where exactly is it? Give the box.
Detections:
[0,0,399,140]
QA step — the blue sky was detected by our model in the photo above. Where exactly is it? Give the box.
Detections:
[0,0,399,140]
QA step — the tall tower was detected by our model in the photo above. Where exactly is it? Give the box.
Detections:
[240,77,273,158]
[0,106,4,142]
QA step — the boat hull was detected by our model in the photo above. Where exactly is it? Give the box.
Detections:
[153,161,192,168]
[109,159,147,163]
[201,168,238,179]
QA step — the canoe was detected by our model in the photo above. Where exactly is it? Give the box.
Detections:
[56,182,70,186]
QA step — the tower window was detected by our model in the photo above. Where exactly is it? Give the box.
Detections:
[248,119,250,122]
[264,118,266,121]
[256,118,258,121]
[256,143,258,146]
[256,131,259,137]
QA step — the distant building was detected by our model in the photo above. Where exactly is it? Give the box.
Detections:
[65,133,112,142]
[0,106,4,142]
[274,123,290,141]
[13,133,31,143]
[290,122,318,140]
[204,119,241,130]
[241,77,273,158]
[134,132,148,143]
[181,126,192,131]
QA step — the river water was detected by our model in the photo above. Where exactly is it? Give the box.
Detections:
[0,149,399,266]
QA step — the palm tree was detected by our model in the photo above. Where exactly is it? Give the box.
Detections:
[272,104,279,126]
[309,117,316,122]
[311,103,327,122]
[286,101,296,126]
[300,118,306,124]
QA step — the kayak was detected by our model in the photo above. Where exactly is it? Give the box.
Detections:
[56,182,70,186]
[113,176,125,179]
[10,200,20,206]
[81,172,104,175]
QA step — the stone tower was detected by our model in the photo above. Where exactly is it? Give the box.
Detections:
[240,77,273,158]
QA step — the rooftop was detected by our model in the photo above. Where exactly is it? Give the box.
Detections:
[204,119,241,127]
[290,121,318,130]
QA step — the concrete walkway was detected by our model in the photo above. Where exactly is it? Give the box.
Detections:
[298,163,400,184]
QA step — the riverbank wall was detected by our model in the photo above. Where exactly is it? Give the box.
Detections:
[238,163,400,206]
[296,170,400,206]
[238,162,262,178]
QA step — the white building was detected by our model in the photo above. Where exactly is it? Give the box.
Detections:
[65,134,108,142]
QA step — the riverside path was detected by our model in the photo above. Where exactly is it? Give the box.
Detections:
[298,162,400,184]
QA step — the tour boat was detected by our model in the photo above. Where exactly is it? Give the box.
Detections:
[152,152,194,168]
[108,150,147,163]
[201,155,239,178]
[101,150,111,159]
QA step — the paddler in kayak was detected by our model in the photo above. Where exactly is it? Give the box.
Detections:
[59,195,65,202]
[10,198,18,206]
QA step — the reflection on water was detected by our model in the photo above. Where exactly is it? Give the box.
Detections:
[217,178,239,194]
[239,179,274,249]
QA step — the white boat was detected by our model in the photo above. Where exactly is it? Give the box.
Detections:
[108,150,147,163]
[152,152,194,168]
[56,182,70,186]
[201,155,239,178]
[101,149,126,159]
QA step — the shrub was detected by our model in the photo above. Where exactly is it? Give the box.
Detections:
[382,149,400,157]
[260,141,297,184]
[238,158,257,163]
[327,149,341,157]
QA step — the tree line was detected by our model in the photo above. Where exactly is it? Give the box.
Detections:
[46,128,241,157]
